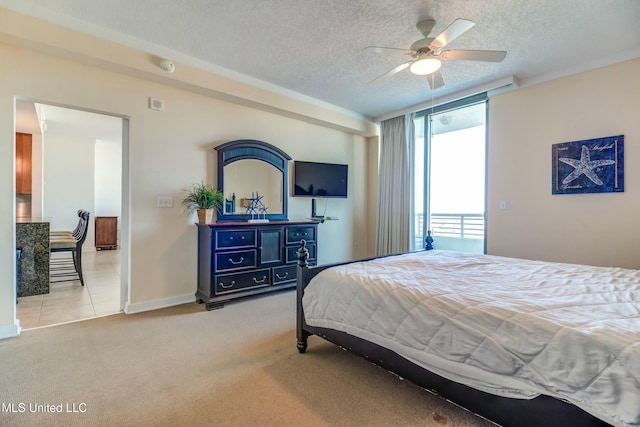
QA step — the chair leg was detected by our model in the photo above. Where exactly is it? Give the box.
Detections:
[74,249,85,286]
[72,250,78,272]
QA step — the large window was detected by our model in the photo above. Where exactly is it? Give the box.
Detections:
[412,95,487,253]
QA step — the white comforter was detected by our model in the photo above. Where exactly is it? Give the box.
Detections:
[302,250,640,427]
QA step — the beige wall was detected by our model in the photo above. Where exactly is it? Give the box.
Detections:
[488,58,640,268]
[0,10,378,336]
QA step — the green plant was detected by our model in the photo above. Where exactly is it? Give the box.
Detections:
[181,182,224,213]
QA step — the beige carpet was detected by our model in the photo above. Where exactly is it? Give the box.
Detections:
[0,290,493,427]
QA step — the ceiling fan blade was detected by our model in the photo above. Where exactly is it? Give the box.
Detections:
[367,62,411,85]
[428,19,475,50]
[426,69,444,90]
[441,49,507,62]
[363,46,413,55]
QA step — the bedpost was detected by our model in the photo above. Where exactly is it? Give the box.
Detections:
[296,239,310,353]
[425,230,434,250]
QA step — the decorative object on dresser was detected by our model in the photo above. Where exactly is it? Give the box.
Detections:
[196,220,318,310]
[181,181,224,224]
[95,216,118,250]
[245,192,269,223]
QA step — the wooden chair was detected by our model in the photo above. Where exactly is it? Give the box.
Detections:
[50,210,90,286]
[50,209,88,239]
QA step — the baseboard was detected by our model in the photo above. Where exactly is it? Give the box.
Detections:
[124,293,195,314]
[0,320,21,340]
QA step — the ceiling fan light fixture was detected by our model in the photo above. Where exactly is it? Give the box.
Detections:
[410,57,442,75]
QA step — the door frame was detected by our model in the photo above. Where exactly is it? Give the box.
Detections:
[12,97,131,321]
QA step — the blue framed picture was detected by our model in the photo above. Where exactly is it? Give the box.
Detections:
[552,135,624,195]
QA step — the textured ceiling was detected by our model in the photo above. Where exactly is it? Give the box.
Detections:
[3,0,640,120]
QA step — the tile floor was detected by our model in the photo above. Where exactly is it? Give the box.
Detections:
[16,249,122,330]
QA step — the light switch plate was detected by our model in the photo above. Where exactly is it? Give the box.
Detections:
[157,196,173,208]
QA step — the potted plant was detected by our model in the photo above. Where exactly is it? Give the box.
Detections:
[182,182,224,224]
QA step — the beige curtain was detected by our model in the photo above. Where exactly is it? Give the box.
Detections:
[375,114,412,256]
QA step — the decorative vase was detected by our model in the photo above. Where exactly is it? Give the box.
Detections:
[196,208,214,224]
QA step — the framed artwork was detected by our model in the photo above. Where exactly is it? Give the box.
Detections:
[552,135,624,195]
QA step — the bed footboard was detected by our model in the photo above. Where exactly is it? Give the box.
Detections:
[296,237,434,353]
[296,239,333,353]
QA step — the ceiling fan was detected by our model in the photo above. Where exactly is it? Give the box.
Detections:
[365,18,506,89]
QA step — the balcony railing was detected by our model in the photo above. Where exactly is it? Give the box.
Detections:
[416,212,485,242]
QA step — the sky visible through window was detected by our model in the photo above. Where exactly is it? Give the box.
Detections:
[414,125,486,215]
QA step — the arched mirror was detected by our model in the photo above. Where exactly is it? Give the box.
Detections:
[215,139,291,222]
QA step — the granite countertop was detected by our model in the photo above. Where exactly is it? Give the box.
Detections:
[16,220,50,297]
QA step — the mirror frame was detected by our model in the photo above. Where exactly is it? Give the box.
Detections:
[215,139,291,222]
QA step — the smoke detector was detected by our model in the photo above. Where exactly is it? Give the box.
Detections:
[159,58,175,73]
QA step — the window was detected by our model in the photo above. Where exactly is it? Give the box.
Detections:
[412,94,487,253]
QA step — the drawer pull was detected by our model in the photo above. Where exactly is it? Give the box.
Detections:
[220,280,235,289]
[228,257,245,265]
[253,276,267,284]
[275,272,289,279]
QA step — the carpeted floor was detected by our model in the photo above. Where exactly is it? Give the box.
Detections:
[0,290,493,426]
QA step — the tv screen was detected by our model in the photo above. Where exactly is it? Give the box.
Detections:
[293,161,348,198]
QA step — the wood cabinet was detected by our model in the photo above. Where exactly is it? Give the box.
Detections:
[95,216,118,250]
[196,220,318,310]
[16,133,32,195]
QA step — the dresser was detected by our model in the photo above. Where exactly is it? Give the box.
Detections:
[196,220,318,310]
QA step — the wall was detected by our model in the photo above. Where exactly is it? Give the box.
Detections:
[43,134,96,249]
[0,38,374,336]
[31,133,43,218]
[95,139,123,218]
[488,58,640,268]
[95,139,123,243]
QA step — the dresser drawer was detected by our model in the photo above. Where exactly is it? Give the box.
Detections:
[272,265,296,284]
[286,243,316,264]
[286,226,316,244]
[215,249,256,271]
[214,269,271,294]
[216,229,256,249]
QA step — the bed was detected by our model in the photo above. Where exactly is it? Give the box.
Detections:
[295,241,640,427]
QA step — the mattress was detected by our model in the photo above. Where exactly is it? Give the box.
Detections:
[302,250,640,427]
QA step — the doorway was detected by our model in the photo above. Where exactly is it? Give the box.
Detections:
[412,95,487,253]
[14,99,129,329]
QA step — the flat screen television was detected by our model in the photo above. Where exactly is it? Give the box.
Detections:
[293,161,348,198]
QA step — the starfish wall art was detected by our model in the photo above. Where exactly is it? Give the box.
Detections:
[552,135,624,194]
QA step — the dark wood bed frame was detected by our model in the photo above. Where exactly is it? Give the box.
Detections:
[294,240,611,427]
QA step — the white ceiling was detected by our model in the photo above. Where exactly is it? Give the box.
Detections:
[15,100,122,142]
[3,0,640,121]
